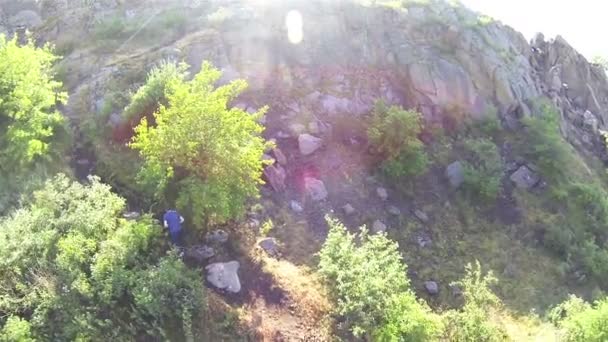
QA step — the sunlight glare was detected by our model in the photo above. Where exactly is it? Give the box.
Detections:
[286,10,303,44]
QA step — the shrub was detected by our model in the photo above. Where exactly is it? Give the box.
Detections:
[0,175,204,340]
[549,295,608,342]
[368,101,428,178]
[461,138,502,201]
[130,61,270,228]
[318,217,441,340]
[443,262,507,342]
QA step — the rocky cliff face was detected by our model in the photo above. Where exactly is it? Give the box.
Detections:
[1,0,606,159]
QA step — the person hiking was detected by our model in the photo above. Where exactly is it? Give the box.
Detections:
[163,209,184,246]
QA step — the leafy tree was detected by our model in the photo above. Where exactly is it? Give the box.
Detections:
[0,175,204,340]
[318,217,441,340]
[0,35,68,213]
[130,61,269,228]
[443,262,507,342]
[368,101,428,178]
[549,295,608,342]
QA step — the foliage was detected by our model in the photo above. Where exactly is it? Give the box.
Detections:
[0,35,69,213]
[0,316,35,342]
[260,219,275,236]
[318,217,441,340]
[443,262,507,341]
[122,60,188,121]
[549,295,608,342]
[461,138,502,201]
[368,101,428,178]
[130,61,269,228]
[0,175,204,340]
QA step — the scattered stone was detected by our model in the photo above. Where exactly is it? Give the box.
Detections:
[273,148,287,165]
[298,134,323,155]
[187,245,215,262]
[416,232,432,248]
[372,220,387,234]
[290,200,303,213]
[206,261,241,293]
[376,187,388,201]
[290,123,307,136]
[304,177,328,201]
[387,205,401,216]
[276,131,291,139]
[446,161,465,188]
[450,284,462,297]
[123,211,140,220]
[206,230,229,244]
[308,121,320,135]
[424,281,439,295]
[342,203,356,215]
[413,209,429,223]
[510,165,540,189]
[264,164,286,192]
[247,218,260,229]
[258,238,280,256]
[583,110,598,132]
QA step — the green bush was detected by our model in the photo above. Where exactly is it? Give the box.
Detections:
[443,262,507,342]
[461,138,502,201]
[368,101,428,178]
[122,60,188,121]
[130,61,270,228]
[318,217,442,340]
[549,295,608,342]
[0,175,204,340]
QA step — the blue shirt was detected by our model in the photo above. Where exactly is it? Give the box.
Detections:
[163,210,182,233]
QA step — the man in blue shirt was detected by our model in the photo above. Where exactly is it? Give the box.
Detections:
[163,210,185,246]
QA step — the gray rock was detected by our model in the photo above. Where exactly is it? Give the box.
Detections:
[413,209,429,223]
[275,131,291,139]
[376,187,388,201]
[342,203,355,216]
[387,205,401,216]
[264,164,286,192]
[273,147,287,166]
[206,261,241,293]
[304,177,328,201]
[290,123,307,136]
[258,238,279,256]
[187,245,215,262]
[583,110,598,132]
[206,230,229,244]
[416,232,432,248]
[450,284,462,297]
[290,200,303,213]
[372,220,387,234]
[510,165,540,189]
[123,211,140,220]
[298,134,323,156]
[446,161,465,188]
[9,10,42,28]
[424,281,439,295]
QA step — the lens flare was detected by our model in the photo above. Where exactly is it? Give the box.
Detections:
[286,10,303,44]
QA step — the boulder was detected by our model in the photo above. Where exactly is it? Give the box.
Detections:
[372,220,387,234]
[290,123,307,136]
[510,165,540,189]
[273,147,288,165]
[583,110,598,133]
[206,261,241,293]
[387,205,401,216]
[304,177,328,201]
[258,238,279,256]
[187,245,215,262]
[123,211,140,220]
[298,134,323,155]
[206,230,229,244]
[413,209,429,223]
[376,187,388,201]
[264,164,286,192]
[8,10,42,28]
[424,281,439,295]
[290,200,303,213]
[342,203,356,216]
[446,161,465,188]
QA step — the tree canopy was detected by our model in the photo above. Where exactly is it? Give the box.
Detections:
[129,61,269,228]
[0,175,204,341]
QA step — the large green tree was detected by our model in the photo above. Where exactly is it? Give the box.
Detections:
[0,175,204,340]
[129,61,269,228]
[318,217,441,340]
[0,35,68,212]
